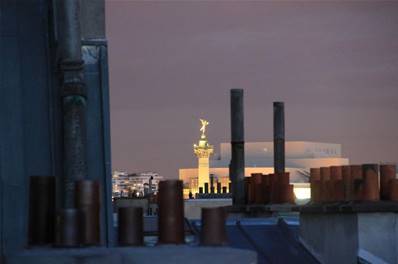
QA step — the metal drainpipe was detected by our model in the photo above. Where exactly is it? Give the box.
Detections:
[59,0,87,208]
[230,89,245,205]
[273,102,285,174]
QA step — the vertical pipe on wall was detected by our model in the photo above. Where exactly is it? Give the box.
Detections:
[59,0,88,208]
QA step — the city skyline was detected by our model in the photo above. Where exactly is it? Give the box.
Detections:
[106,1,398,178]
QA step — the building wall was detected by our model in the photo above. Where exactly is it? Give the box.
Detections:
[0,0,55,253]
[112,171,163,198]
[0,0,112,254]
[220,141,343,161]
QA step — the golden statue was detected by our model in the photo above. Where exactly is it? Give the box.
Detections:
[199,119,209,138]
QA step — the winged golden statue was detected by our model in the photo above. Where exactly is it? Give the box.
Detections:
[199,119,209,138]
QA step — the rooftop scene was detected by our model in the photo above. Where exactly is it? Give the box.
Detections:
[1,1,398,264]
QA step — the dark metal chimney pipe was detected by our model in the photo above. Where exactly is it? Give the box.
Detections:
[210,174,215,194]
[230,89,245,205]
[158,180,184,244]
[273,102,285,174]
[200,207,228,246]
[59,0,88,208]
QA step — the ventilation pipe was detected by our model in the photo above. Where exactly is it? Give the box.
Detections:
[230,89,245,205]
[59,0,88,208]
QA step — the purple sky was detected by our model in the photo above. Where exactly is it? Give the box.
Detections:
[106,1,398,179]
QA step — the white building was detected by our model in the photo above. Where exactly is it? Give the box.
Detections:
[112,171,163,199]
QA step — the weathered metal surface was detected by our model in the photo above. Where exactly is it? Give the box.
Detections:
[310,168,321,202]
[230,89,245,205]
[310,168,321,182]
[118,207,143,246]
[334,180,345,201]
[58,0,82,61]
[204,182,209,194]
[75,180,100,207]
[330,166,343,181]
[362,164,379,201]
[75,180,100,245]
[320,167,331,182]
[59,0,88,209]
[328,166,342,202]
[380,164,396,200]
[158,180,184,244]
[389,179,398,201]
[261,174,271,204]
[320,167,331,202]
[351,165,364,200]
[200,207,228,246]
[273,102,285,174]
[251,173,263,204]
[28,176,56,246]
[279,184,295,204]
[350,165,363,180]
[245,177,253,204]
[210,175,215,194]
[278,172,290,185]
[56,209,81,247]
[311,180,321,203]
[342,166,352,201]
[270,173,280,203]
[62,95,88,208]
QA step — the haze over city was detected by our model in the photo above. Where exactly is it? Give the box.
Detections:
[106,1,398,178]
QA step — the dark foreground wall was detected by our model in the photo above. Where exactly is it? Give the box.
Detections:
[0,0,112,255]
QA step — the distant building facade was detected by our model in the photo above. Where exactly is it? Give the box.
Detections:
[179,141,349,199]
[112,171,163,198]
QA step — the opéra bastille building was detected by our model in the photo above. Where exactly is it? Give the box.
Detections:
[179,120,349,199]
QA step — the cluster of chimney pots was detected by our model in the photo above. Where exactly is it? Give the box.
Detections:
[29,178,101,247]
[310,164,398,203]
[198,175,230,195]
[28,178,228,248]
[245,172,295,204]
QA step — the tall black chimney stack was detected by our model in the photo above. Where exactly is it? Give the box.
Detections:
[273,102,285,174]
[230,89,245,205]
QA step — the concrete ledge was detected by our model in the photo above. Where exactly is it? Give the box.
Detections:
[227,203,297,213]
[299,201,398,214]
[300,211,398,264]
[6,246,257,264]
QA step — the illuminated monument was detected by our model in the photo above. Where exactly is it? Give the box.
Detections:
[193,119,214,193]
[180,141,349,199]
